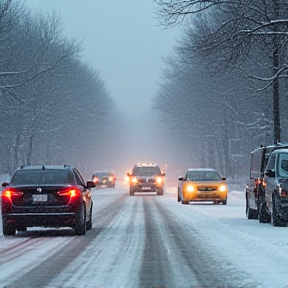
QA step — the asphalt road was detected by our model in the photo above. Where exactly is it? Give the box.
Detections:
[0,183,260,288]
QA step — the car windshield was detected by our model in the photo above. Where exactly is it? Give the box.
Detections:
[187,170,221,181]
[93,172,112,177]
[11,170,69,185]
[132,167,161,176]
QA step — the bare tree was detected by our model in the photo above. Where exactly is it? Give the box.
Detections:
[155,0,288,143]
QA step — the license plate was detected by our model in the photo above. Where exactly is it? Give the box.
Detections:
[142,187,151,190]
[33,194,48,202]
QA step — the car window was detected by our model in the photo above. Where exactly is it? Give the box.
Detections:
[266,153,276,172]
[277,153,288,178]
[187,171,221,181]
[73,169,86,187]
[11,170,69,185]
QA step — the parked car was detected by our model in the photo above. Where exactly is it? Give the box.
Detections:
[178,168,228,205]
[1,165,95,236]
[127,163,165,195]
[245,142,288,221]
[92,171,116,188]
[259,148,288,226]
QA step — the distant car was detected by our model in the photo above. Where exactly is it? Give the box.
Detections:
[1,165,95,236]
[92,171,116,188]
[178,168,228,205]
[127,163,165,196]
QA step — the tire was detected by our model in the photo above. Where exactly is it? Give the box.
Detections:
[3,222,16,236]
[157,187,164,195]
[271,196,286,227]
[181,200,189,205]
[86,205,92,231]
[129,187,134,196]
[246,198,257,219]
[222,199,227,205]
[75,202,86,236]
[258,202,271,223]
[16,226,27,232]
[177,189,181,202]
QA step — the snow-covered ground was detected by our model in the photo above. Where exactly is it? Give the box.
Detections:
[1,179,288,288]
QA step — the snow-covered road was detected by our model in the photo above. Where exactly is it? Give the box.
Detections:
[1,182,288,288]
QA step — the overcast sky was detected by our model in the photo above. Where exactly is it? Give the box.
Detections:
[25,0,181,115]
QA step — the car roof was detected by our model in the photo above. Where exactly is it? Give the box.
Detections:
[187,168,216,171]
[16,165,73,171]
[271,148,288,154]
[134,163,159,167]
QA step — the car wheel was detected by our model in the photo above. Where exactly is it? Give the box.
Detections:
[129,187,134,196]
[157,187,164,195]
[181,200,189,205]
[246,197,257,219]
[86,205,92,231]
[16,226,27,232]
[75,202,86,236]
[222,199,227,205]
[271,196,286,227]
[258,201,271,223]
[177,190,181,202]
[3,223,16,236]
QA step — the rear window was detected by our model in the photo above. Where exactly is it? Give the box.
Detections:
[132,166,161,176]
[11,170,69,185]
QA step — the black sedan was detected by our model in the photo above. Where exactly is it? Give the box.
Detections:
[1,165,95,236]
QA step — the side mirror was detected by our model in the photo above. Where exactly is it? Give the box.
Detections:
[2,182,9,187]
[162,173,166,176]
[86,180,96,189]
[178,177,184,181]
[265,169,275,178]
[222,177,226,181]
[127,172,131,176]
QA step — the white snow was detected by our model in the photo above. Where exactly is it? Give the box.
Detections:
[1,178,288,287]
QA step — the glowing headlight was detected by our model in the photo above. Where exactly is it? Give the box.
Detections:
[186,185,195,192]
[156,177,163,184]
[219,185,227,192]
[124,176,130,182]
[131,177,137,184]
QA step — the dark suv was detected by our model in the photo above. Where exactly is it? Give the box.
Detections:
[1,165,95,236]
[246,142,288,224]
[127,163,165,196]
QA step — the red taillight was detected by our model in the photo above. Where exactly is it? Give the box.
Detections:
[57,188,81,205]
[2,189,23,200]
[1,188,23,213]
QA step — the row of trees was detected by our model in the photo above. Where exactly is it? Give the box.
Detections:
[154,0,288,177]
[0,1,123,179]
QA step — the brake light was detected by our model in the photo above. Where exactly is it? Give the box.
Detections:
[2,189,23,200]
[1,188,23,213]
[58,188,81,205]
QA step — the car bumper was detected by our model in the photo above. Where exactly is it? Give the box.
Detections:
[130,184,163,192]
[183,191,228,202]
[3,212,77,228]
